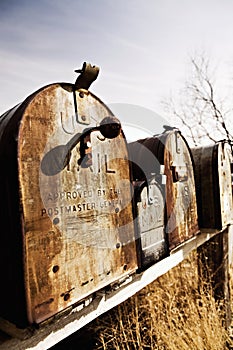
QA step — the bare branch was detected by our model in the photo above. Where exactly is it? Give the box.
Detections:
[162,53,233,152]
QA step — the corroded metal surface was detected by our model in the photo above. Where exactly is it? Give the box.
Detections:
[161,131,199,249]
[218,143,233,226]
[128,130,199,250]
[191,142,233,229]
[134,179,167,268]
[0,83,137,326]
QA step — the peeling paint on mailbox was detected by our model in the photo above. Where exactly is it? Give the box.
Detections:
[0,83,137,326]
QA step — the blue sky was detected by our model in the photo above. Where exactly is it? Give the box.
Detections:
[1,0,233,129]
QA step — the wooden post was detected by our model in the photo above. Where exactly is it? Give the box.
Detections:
[197,229,231,328]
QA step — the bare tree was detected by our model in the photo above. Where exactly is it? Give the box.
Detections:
[163,54,233,153]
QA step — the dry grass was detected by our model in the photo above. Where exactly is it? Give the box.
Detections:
[92,251,233,350]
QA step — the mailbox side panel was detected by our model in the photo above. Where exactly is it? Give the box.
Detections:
[192,143,233,229]
[0,104,29,327]
[192,146,219,228]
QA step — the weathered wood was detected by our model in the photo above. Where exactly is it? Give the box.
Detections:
[197,229,231,328]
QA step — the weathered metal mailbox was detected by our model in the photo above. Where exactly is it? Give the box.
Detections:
[191,142,233,229]
[128,130,199,250]
[133,178,167,268]
[0,72,137,327]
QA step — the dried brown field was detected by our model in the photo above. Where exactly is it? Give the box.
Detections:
[93,251,233,350]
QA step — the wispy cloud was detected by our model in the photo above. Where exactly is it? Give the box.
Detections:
[1,0,233,116]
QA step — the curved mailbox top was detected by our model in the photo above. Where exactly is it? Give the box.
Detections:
[0,84,137,325]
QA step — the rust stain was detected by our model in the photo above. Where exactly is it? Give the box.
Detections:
[128,130,199,251]
[17,84,137,324]
[163,131,199,249]
[134,178,167,268]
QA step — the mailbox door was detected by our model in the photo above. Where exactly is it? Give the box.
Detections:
[135,179,167,268]
[162,131,199,249]
[218,143,233,226]
[18,84,137,324]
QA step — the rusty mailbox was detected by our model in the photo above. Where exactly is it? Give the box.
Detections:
[191,142,233,229]
[128,130,199,250]
[0,77,137,327]
[133,178,167,268]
